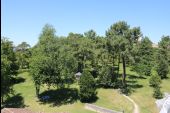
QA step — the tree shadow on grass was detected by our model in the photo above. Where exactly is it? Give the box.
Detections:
[128,74,146,79]
[2,93,28,108]
[38,88,79,107]
[10,77,25,86]
[120,74,144,95]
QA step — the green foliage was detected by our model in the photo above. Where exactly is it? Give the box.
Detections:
[30,24,79,96]
[133,37,153,76]
[156,36,170,78]
[153,86,162,99]
[149,74,163,99]
[97,66,114,87]
[149,74,161,87]
[106,21,142,85]
[30,24,61,96]
[155,52,169,78]
[1,38,18,102]
[15,42,31,69]
[79,70,97,102]
[1,37,19,75]
[84,29,96,39]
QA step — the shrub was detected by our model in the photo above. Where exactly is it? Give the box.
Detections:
[149,74,161,87]
[156,58,169,79]
[153,86,162,99]
[79,70,97,102]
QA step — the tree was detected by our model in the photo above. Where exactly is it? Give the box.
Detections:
[1,37,19,76]
[158,36,170,75]
[149,74,161,87]
[15,42,31,69]
[30,24,78,97]
[153,86,162,99]
[1,37,18,103]
[84,29,96,39]
[30,24,62,97]
[97,66,114,87]
[149,74,162,99]
[79,70,97,102]
[133,37,153,76]
[106,21,142,86]
[155,51,169,78]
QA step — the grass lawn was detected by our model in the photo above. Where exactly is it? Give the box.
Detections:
[124,65,170,113]
[5,71,133,113]
[94,89,133,113]
[3,65,170,113]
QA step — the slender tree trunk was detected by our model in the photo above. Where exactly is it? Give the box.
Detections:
[112,56,115,79]
[122,56,126,86]
[117,54,120,75]
[35,84,40,98]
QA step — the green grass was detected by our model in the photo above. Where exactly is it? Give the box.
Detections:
[8,72,95,113]
[6,71,133,113]
[124,65,170,113]
[94,89,133,113]
[4,66,170,113]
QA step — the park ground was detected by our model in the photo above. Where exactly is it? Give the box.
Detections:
[2,65,170,113]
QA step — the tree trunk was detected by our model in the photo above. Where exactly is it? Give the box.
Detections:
[35,84,40,98]
[117,54,120,75]
[122,56,126,86]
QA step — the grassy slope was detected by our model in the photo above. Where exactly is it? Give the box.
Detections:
[12,71,134,113]
[124,66,170,113]
[94,89,133,113]
[13,72,95,113]
[9,65,170,113]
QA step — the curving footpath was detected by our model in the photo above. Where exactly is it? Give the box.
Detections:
[123,95,140,113]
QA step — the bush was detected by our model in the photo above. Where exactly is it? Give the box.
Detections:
[149,74,161,87]
[79,70,97,102]
[153,86,162,99]
[97,66,114,88]
[156,58,169,79]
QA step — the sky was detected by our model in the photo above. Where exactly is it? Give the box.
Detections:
[2,0,170,47]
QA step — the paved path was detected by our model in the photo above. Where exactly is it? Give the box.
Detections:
[123,95,139,113]
[85,103,123,113]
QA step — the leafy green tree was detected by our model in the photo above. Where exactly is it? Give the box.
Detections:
[149,74,161,87]
[79,70,97,102]
[1,37,19,76]
[30,24,62,97]
[59,38,78,87]
[84,29,96,39]
[1,38,18,102]
[155,51,169,78]
[1,56,11,103]
[15,42,31,69]
[158,36,170,74]
[106,21,142,85]
[149,74,162,99]
[97,66,113,87]
[153,86,162,99]
[133,37,153,76]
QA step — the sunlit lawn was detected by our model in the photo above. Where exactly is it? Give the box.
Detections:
[4,66,170,113]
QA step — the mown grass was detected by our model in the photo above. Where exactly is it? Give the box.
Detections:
[4,65,170,113]
[124,65,170,113]
[6,71,133,113]
[7,71,95,113]
[94,89,133,113]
